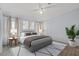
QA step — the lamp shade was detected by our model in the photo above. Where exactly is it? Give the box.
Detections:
[10,29,17,35]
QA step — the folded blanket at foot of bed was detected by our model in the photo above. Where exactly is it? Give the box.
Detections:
[23,35,53,52]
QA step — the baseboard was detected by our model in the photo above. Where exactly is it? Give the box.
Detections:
[53,40,68,45]
[0,47,2,53]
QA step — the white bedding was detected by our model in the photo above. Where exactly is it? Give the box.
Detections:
[19,36,27,44]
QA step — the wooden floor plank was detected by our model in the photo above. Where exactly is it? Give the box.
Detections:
[59,46,79,56]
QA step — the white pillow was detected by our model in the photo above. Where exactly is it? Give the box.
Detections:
[20,32,25,37]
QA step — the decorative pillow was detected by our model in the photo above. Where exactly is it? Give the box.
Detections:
[31,32,37,35]
[25,33,31,36]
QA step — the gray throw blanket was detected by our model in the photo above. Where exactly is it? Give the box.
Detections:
[23,35,49,47]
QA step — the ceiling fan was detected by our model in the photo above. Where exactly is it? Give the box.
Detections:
[33,3,56,14]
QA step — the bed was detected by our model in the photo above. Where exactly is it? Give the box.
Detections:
[19,31,52,52]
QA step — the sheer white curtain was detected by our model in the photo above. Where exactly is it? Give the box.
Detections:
[35,21,44,35]
[15,17,20,37]
[10,17,20,38]
[3,16,19,45]
[2,16,11,45]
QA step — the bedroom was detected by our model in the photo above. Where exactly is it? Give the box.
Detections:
[0,3,79,56]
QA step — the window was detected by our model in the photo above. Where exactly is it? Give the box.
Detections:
[22,21,35,31]
[10,18,17,36]
[23,21,28,30]
[11,18,16,29]
[22,20,44,34]
[30,21,35,30]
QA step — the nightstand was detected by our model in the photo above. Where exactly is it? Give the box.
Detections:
[9,37,18,46]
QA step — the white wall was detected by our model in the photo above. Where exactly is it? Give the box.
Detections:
[0,13,2,53]
[2,17,9,45]
[45,8,79,43]
[0,10,3,53]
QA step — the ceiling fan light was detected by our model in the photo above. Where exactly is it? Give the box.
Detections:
[40,10,43,14]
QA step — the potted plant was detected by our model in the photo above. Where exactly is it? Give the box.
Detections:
[65,25,79,47]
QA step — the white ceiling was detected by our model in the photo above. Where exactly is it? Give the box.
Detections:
[0,3,79,21]
[0,3,39,16]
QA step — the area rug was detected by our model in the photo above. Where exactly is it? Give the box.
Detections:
[0,41,66,56]
[18,41,66,56]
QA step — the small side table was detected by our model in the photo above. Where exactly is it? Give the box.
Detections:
[9,37,18,46]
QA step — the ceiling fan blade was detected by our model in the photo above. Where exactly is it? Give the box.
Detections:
[33,3,42,12]
[44,4,56,9]
[33,9,39,11]
[32,4,57,12]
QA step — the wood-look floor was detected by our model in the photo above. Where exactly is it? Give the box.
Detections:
[59,46,79,56]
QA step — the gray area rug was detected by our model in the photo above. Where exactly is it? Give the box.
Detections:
[0,42,66,56]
